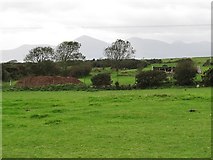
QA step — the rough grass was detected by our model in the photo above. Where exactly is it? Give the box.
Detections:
[2,87,211,158]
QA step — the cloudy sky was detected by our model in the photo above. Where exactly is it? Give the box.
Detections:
[0,0,211,50]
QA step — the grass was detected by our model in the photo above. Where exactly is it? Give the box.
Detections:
[78,57,212,85]
[79,68,137,85]
[2,87,211,158]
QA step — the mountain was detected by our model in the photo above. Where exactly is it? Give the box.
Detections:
[0,36,211,62]
[127,37,211,59]
[75,35,109,59]
[0,44,53,62]
[0,36,109,62]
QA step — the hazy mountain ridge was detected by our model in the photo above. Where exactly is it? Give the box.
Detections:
[75,35,109,59]
[127,37,211,59]
[0,36,210,62]
[1,44,54,62]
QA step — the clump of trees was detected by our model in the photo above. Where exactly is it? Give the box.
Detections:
[2,63,29,81]
[55,41,85,75]
[24,46,54,63]
[136,70,167,88]
[23,41,86,76]
[104,39,135,61]
[174,59,197,85]
[27,61,60,76]
[55,41,85,62]
[91,73,112,87]
[24,42,85,64]
[104,39,135,80]
[69,63,92,78]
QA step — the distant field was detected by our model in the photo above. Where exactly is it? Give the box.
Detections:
[79,68,137,85]
[2,87,211,158]
[79,56,211,85]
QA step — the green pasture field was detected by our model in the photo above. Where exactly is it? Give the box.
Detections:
[2,87,211,158]
[78,57,211,85]
[79,68,137,85]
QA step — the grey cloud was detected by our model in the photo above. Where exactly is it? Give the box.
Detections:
[0,26,43,34]
[0,1,46,13]
[0,0,80,13]
[122,0,211,9]
[0,0,211,50]
[52,0,80,11]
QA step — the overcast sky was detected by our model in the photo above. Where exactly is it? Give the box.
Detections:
[0,0,211,50]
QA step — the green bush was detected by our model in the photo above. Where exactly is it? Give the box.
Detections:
[91,73,112,87]
[136,70,167,88]
[69,64,92,78]
[202,68,213,86]
[174,59,197,86]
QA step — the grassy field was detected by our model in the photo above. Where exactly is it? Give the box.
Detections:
[2,87,211,158]
[78,56,211,85]
[79,68,137,85]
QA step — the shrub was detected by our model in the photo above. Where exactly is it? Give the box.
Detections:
[202,68,213,86]
[136,70,167,88]
[137,61,148,71]
[2,63,29,81]
[174,59,197,86]
[25,61,61,76]
[2,69,10,81]
[146,59,162,64]
[115,81,120,89]
[91,73,112,87]
[69,64,92,78]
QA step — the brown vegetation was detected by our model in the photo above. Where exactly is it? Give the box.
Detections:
[16,76,82,87]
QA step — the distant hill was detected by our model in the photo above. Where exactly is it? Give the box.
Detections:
[75,35,109,59]
[0,44,53,62]
[127,37,211,59]
[0,36,210,62]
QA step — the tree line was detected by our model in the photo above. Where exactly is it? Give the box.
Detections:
[3,39,140,80]
[2,58,161,81]
[1,39,213,88]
